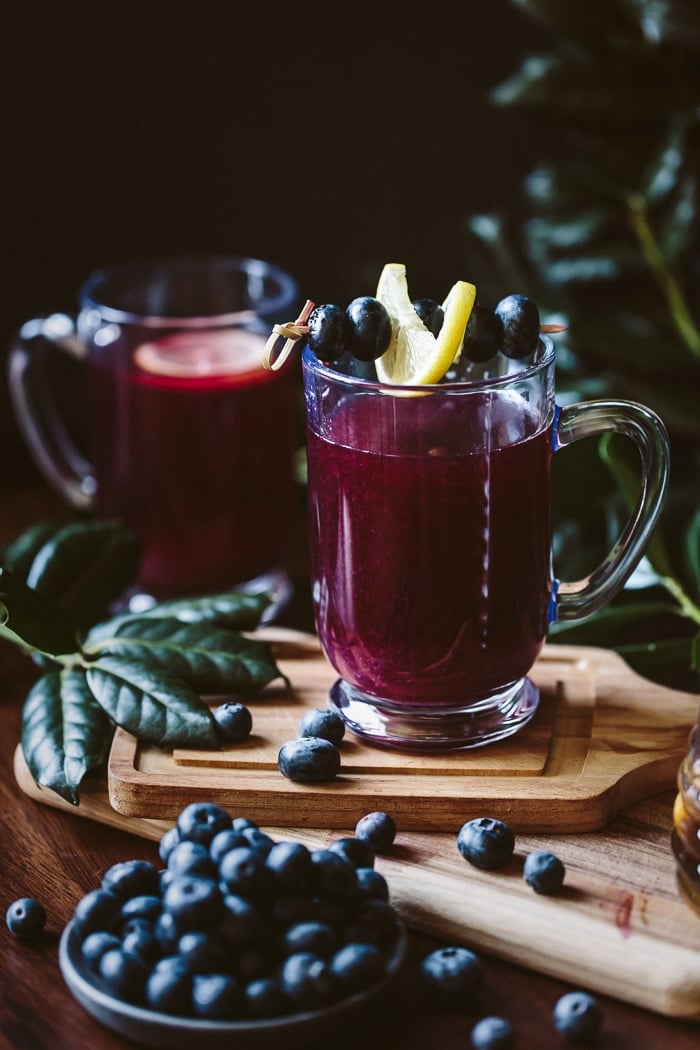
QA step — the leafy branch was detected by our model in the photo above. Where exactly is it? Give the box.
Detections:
[0,521,288,804]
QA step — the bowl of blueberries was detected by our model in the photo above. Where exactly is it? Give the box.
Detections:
[58,802,406,1049]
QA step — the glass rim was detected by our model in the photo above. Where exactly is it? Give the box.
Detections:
[301,335,556,392]
[78,254,299,328]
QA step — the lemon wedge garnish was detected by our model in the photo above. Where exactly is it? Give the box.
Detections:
[375,263,476,385]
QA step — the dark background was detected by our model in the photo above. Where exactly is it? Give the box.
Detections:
[1,0,546,484]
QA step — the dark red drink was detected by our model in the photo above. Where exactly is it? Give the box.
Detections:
[88,329,296,597]
[306,390,552,706]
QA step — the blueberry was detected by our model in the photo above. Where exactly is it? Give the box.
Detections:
[145,956,192,1014]
[523,850,566,895]
[244,976,287,1018]
[280,951,337,1009]
[177,930,228,974]
[218,846,269,898]
[121,894,162,923]
[210,828,248,866]
[278,737,341,783]
[309,849,358,900]
[98,946,148,1003]
[162,875,223,931]
[494,294,540,360]
[345,899,399,949]
[176,801,232,846]
[457,817,515,870]
[240,826,275,855]
[73,888,122,935]
[299,707,345,746]
[354,811,397,853]
[121,923,160,965]
[462,303,504,363]
[419,945,484,1004]
[158,825,181,865]
[5,897,46,940]
[221,893,266,949]
[167,840,216,879]
[102,859,160,900]
[81,930,121,970]
[346,297,392,361]
[552,990,603,1042]
[212,701,253,743]
[355,867,389,902]
[327,836,375,870]
[471,1015,516,1049]
[272,892,315,927]
[307,304,352,362]
[192,973,244,1020]
[283,920,337,959]
[330,942,383,993]
[265,840,313,890]
[413,298,445,337]
[154,910,180,953]
[231,816,258,832]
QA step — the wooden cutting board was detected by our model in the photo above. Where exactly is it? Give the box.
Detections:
[104,629,699,833]
[13,746,700,1020]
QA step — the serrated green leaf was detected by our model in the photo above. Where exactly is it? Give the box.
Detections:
[0,567,79,656]
[83,617,286,695]
[26,521,140,629]
[86,657,220,748]
[21,668,112,804]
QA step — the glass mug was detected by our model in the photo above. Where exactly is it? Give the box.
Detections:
[302,338,670,749]
[9,256,300,601]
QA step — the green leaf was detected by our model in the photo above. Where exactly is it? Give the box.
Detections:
[83,617,286,695]
[597,432,675,578]
[0,520,64,578]
[549,599,685,644]
[26,521,140,629]
[86,656,220,748]
[125,590,271,631]
[21,669,112,805]
[0,567,79,656]
[685,507,700,599]
[615,634,700,689]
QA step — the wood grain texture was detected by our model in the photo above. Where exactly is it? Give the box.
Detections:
[105,629,699,833]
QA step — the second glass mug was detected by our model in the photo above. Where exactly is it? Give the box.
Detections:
[303,338,670,750]
[9,255,300,602]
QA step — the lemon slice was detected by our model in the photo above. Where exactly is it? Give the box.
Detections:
[375,263,476,385]
[134,329,265,378]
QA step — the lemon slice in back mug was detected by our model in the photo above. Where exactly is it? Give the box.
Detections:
[375,263,476,385]
[134,329,265,379]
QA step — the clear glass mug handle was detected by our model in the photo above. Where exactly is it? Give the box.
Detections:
[551,399,670,622]
[8,314,96,510]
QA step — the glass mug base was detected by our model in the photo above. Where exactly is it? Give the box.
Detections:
[328,676,540,751]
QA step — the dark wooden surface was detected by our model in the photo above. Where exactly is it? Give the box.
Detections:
[1,485,699,1049]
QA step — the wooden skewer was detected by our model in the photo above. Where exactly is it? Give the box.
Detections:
[262,299,315,371]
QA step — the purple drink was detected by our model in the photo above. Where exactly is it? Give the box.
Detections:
[306,389,552,707]
[89,329,296,597]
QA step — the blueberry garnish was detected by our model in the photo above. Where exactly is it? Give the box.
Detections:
[346,296,392,361]
[494,294,541,359]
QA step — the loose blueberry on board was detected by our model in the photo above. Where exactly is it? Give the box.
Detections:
[462,303,504,363]
[419,945,484,1004]
[457,817,515,870]
[346,297,393,361]
[494,294,541,360]
[6,897,47,940]
[278,736,341,783]
[470,1015,516,1049]
[523,850,566,894]
[552,990,603,1042]
[354,811,397,853]
[413,297,445,337]
[299,707,346,746]
[212,701,253,743]
[307,304,353,362]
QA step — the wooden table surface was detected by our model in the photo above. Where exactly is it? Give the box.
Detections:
[1,485,699,1049]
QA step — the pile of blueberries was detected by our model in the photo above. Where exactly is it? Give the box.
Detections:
[305,293,542,367]
[64,802,402,1021]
